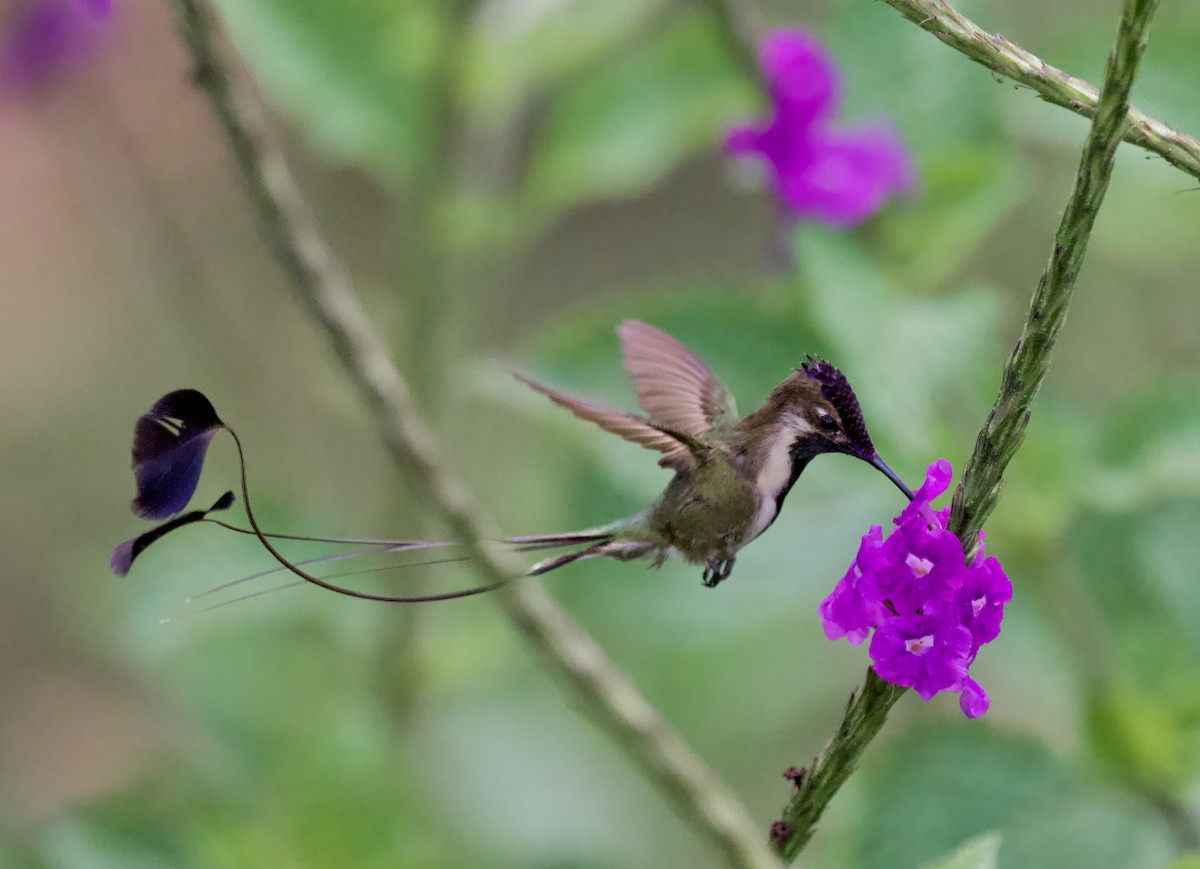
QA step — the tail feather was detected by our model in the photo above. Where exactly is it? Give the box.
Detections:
[506,529,616,553]
[184,522,630,607]
[509,529,618,575]
[526,543,610,576]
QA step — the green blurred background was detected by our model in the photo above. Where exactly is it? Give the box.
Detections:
[3,0,1200,866]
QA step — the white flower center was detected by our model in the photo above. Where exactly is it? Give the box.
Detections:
[971,596,986,617]
[905,634,934,656]
[906,553,934,578]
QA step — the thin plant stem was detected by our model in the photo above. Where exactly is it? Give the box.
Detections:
[164,2,780,867]
[773,0,1161,860]
[403,0,474,405]
[697,0,766,91]
[881,0,1199,184]
[375,0,476,726]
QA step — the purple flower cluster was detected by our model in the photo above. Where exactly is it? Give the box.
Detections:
[725,29,914,227]
[819,460,1011,717]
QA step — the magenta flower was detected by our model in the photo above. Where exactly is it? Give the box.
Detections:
[955,546,1013,653]
[819,525,885,646]
[894,458,952,528]
[872,518,966,616]
[868,602,973,701]
[958,678,990,719]
[1,0,112,92]
[819,460,1010,718]
[725,29,915,227]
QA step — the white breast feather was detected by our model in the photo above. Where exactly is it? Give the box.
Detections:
[746,415,814,541]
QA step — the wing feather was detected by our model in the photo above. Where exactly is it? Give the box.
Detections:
[515,374,699,472]
[617,320,737,436]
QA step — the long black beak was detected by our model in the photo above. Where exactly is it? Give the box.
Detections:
[869,454,914,500]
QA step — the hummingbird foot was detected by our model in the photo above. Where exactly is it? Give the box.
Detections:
[702,557,736,588]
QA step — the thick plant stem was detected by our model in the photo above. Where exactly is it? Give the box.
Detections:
[881,0,1199,184]
[947,0,1161,544]
[774,0,1161,860]
[165,2,780,867]
[774,672,906,861]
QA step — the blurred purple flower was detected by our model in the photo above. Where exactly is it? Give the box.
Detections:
[725,29,914,227]
[955,544,1013,653]
[958,677,990,718]
[819,460,1010,718]
[1,0,112,92]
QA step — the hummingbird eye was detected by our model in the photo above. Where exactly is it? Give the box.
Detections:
[818,412,839,433]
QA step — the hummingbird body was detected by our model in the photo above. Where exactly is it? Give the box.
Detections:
[511,322,912,586]
[112,321,913,600]
[578,446,761,581]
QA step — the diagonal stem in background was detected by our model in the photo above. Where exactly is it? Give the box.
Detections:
[881,0,1200,184]
[698,0,767,91]
[165,2,780,867]
[773,0,1162,861]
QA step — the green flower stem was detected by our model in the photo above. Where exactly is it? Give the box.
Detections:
[375,0,475,725]
[882,0,1199,184]
[774,0,1161,861]
[167,2,780,867]
[947,0,1160,543]
[774,672,906,861]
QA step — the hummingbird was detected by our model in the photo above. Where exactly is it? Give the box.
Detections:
[111,320,913,602]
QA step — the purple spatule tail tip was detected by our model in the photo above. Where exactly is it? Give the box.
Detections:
[129,389,224,520]
[111,491,236,577]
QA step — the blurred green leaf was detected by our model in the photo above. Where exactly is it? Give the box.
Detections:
[1071,498,1200,790]
[1136,501,1200,667]
[986,401,1096,548]
[882,147,1026,289]
[465,0,671,120]
[1099,382,1200,468]
[859,722,1165,869]
[1077,500,1200,684]
[1085,680,1192,791]
[1088,384,1200,511]
[798,228,1001,455]
[521,11,752,220]
[217,0,440,181]
[922,832,1003,869]
[37,820,179,869]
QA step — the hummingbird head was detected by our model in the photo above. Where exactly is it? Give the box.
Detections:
[797,357,875,458]
[796,357,913,499]
[734,361,913,529]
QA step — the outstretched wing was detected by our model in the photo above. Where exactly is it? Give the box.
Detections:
[617,320,738,437]
[515,374,703,472]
